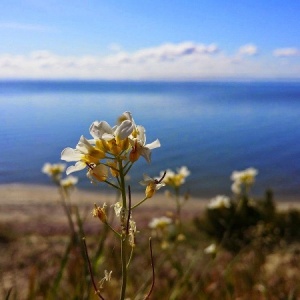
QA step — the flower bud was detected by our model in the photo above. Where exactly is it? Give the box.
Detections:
[92,203,107,223]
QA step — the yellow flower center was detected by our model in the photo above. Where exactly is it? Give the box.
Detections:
[83,148,105,164]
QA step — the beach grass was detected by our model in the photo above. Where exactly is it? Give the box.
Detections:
[1,184,300,299]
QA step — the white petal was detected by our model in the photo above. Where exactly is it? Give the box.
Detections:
[42,163,51,173]
[76,136,93,153]
[136,125,146,144]
[146,139,161,150]
[141,148,152,163]
[139,173,153,185]
[66,161,86,175]
[90,121,113,139]
[102,133,115,141]
[155,183,165,190]
[120,111,133,123]
[178,166,190,177]
[61,148,82,162]
[115,120,134,140]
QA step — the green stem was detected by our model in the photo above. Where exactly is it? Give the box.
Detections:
[131,197,148,210]
[120,235,127,300]
[104,180,121,191]
[123,162,133,177]
[118,160,127,209]
[118,158,128,300]
[105,222,121,238]
[59,186,76,237]
[126,246,134,269]
[174,188,183,234]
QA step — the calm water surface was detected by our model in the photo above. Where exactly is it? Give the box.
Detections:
[1,81,300,199]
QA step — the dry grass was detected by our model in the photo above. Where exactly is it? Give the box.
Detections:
[1,184,300,299]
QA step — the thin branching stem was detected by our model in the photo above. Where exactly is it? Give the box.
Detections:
[104,180,121,190]
[131,196,148,210]
[126,246,134,269]
[105,222,122,238]
[144,238,155,300]
[123,162,134,177]
[82,237,105,300]
[59,186,76,237]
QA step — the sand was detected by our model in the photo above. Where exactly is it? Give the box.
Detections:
[0,184,209,235]
[0,183,299,235]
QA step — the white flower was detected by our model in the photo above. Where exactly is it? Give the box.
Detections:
[208,195,231,209]
[149,216,172,229]
[230,167,258,194]
[61,135,105,175]
[90,111,134,141]
[231,167,258,184]
[89,120,115,140]
[60,175,78,188]
[231,181,241,195]
[178,166,191,178]
[139,174,165,198]
[161,166,190,187]
[42,163,66,178]
[129,125,160,163]
[204,243,217,254]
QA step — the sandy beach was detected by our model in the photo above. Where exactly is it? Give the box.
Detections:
[0,183,299,235]
[0,184,210,235]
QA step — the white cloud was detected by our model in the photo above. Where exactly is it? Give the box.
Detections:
[237,44,258,56]
[0,42,299,80]
[130,42,219,62]
[104,42,219,65]
[273,47,300,57]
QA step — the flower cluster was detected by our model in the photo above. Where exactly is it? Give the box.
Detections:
[149,216,173,249]
[61,111,161,185]
[161,166,190,188]
[149,216,173,230]
[42,163,66,180]
[231,167,258,195]
[42,162,78,191]
[208,195,231,210]
[58,111,163,299]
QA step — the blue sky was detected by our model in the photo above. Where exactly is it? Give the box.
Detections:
[0,0,299,80]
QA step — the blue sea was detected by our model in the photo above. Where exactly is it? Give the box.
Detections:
[1,80,300,200]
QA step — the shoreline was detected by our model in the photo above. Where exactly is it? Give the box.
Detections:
[0,183,299,203]
[0,183,209,234]
[0,182,299,236]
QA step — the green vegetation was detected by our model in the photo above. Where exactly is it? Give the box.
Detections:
[1,189,300,299]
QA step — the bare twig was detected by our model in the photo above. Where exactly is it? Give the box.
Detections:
[82,237,105,300]
[144,238,155,300]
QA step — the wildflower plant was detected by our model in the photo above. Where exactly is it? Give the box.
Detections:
[159,166,190,237]
[231,167,258,196]
[42,162,79,235]
[195,167,285,252]
[60,111,163,299]
[149,216,173,249]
